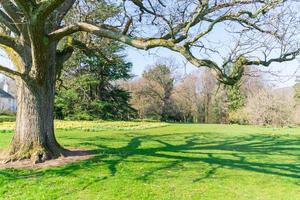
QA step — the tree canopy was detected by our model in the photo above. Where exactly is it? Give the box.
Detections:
[0,0,299,83]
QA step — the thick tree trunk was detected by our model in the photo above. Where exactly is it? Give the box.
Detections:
[6,77,65,163]
[7,80,64,162]
[6,43,67,163]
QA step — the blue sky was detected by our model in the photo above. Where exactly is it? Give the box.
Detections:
[1,47,299,88]
[0,49,14,80]
[126,47,300,88]
[125,19,300,88]
[0,1,299,88]
[123,1,300,88]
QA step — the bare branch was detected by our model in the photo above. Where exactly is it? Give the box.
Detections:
[54,0,76,25]
[185,2,282,46]
[0,0,28,37]
[0,34,22,55]
[0,1,23,22]
[13,0,36,16]
[48,22,175,50]
[0,64,22,79]
[0,10,20,35]
[56,45,74,79]
[246,49,300,66]
[1,0,297,86]
[36,0,67,20]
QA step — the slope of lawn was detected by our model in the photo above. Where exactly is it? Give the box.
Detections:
[0,122,300,200]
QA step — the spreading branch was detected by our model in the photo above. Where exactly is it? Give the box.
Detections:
[56,45,74,79]
[0,0,299,86]
[246,49,300,66]
[0,10,20,35]
[54,0,76,25]
[48,22,174,50]
[36,0,67,20]
[0,34,23,55]
[0,1,23,22]
[0,0,28,38]
[0,64,22,79]
[13,0,36,16]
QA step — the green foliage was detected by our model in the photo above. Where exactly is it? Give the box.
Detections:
[226,84,245,112]
[55,43,136,120]
[55,1,137,120]
[222,57,246,113]
[221,56,245,85]
[66,0,120,24]
[1,123,300,199]
[228,109,248,125]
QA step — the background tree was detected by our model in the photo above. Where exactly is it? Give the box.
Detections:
[123,78,149,119]
[55,40,136,120]
[171,74,201,123]
[199,69,217,123]
[126,64,175,121]
[227,67,264,124]
[142,64,174,121]
[244,89,295,126]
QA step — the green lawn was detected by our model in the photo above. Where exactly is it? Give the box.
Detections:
[0,123,300,200]
[0,115,15,123]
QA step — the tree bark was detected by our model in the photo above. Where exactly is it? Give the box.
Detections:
[6,44,67,163]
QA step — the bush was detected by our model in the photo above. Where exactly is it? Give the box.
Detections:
[228,109,248,125]
[65,112,95,121]
[244,89,295,126]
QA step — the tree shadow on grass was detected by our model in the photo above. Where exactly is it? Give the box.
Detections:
[76,132,300,181]
[1,131,300,188]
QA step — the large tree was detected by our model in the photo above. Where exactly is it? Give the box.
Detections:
[0,0,299,163]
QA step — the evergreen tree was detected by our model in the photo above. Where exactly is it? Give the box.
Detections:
[55,42,136,120]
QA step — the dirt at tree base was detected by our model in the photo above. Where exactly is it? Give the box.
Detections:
[0,149,95,169]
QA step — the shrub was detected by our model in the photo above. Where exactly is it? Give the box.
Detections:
[228,109,248,125]
[244,89,295,126]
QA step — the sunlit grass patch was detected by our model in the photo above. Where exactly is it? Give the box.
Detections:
[0,120,168,132]
[0,115,15,122]
[0,122,14,132]
[0,124,300,199]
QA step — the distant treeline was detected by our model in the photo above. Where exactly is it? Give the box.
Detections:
[55,49,300,126]
[124,64,300,126]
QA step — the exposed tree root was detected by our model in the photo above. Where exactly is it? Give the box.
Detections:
[0,148,94,169]
[3,144,68,164]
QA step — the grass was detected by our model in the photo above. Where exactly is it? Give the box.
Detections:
[0,115,15,123]
[0,122,300,199]
[0,120,168,132]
